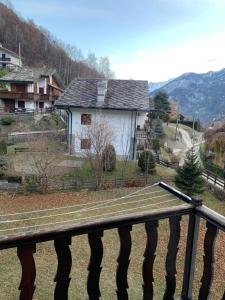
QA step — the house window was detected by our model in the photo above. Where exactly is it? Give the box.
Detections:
[81,139,91,150]
[81,114,91,125]
[39,102,44,109]
[18,101,25,109]
[39,87,44,94]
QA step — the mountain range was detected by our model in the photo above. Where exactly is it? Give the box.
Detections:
[150,68,225,123]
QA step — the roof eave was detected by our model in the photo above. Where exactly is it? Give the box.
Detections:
[54,104,149,112]
[0,79,33,84]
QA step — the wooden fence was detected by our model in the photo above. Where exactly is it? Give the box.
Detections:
[22,175,175,194]
[202,169,225,190]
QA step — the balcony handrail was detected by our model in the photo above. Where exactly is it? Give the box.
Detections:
[0,203,193,250]
[196,205,225,232]
[0,90,58,100]
[0,182,224,299]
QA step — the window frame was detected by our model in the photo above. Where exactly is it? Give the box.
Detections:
[81,113,91,125]
[80,138,91,150]
[18,100,25,109]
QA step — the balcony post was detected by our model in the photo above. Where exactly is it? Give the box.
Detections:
[181,197,202,300]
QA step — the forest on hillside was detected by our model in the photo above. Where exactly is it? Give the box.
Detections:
[0,1,114,85]
[204,122,225,170]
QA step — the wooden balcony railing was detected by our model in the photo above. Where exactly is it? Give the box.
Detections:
[136,130,147,139]
[0,182,224,300]
[0,91,59,101]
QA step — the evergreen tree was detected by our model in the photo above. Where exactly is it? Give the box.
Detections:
[138,151,155,173]
[153,91,171,122]
[175,148,205,196]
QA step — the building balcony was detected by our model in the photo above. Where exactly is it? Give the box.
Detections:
[0,57,11,62]
[0,90,59,101]
[136,129,147,139]
[0,182,224,299]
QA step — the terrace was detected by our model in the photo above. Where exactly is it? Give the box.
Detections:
[0,182,224,299]
[0,90,58,101]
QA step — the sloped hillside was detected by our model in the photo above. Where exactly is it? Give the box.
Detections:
[151,69,225,123]
[0,2,102,85]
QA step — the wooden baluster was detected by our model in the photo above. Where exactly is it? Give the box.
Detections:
[198,221,218,300]
[116,225,132,300]
[181,214,200,299]
[54,237,72,300]
[17,244,36,300]
[222,290,225,300]
[142,220,158,300]
[87,231,103,300]
[163,216,181,300]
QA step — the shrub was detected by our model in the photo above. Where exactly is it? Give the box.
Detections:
[102,181,114,190]
[138,151,156,173]
[152,139,160,153]
[102,144,116,172]
[124,178,142,187]
[0,170,5,178]
[0,155,7,168]
[0,140,7,154]
[0,115,15,126]
[7,176,22,183]
[24,176,39,193]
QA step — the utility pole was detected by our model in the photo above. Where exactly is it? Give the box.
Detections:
[192,117,195,143]
[18,42,22,67]
[175,103,179,141]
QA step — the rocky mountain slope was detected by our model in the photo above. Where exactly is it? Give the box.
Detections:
[151,68,225,123]
[148,79,172,92]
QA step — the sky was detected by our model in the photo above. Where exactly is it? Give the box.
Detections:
[9,0,225,81]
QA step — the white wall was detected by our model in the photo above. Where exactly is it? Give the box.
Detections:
[15,100,35,110]
[136,112,147,129]
[27,84,34,93]
[0,50,21,68]
[70,108,137,158]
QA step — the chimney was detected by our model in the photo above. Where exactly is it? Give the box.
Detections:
[97,80,107,106]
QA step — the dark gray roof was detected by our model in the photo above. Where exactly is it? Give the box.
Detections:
[55,79,149,111]
[0,67,65,88]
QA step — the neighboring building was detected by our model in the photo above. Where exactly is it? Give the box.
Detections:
[0,43,22,69]
[55,78,149,159]
[0,67,64,113]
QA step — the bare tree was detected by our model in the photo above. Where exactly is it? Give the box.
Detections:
[120,121,131,179]
[80,117,114,189]
[28,137,61,193]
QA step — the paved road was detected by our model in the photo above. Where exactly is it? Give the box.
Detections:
[168,125,203,166]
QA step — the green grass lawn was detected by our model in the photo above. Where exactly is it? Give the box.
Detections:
[0,186,224,299]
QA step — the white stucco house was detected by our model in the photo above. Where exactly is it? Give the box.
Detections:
[55,78,150,160]
[0,43,22,69]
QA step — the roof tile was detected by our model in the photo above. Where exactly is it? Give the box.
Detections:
[55,78,149,111]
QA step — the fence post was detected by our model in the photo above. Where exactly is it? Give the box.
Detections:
[181,213,200,299]
[181,198,202,300]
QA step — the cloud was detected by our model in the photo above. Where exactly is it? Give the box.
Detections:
[112,32,225,81]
